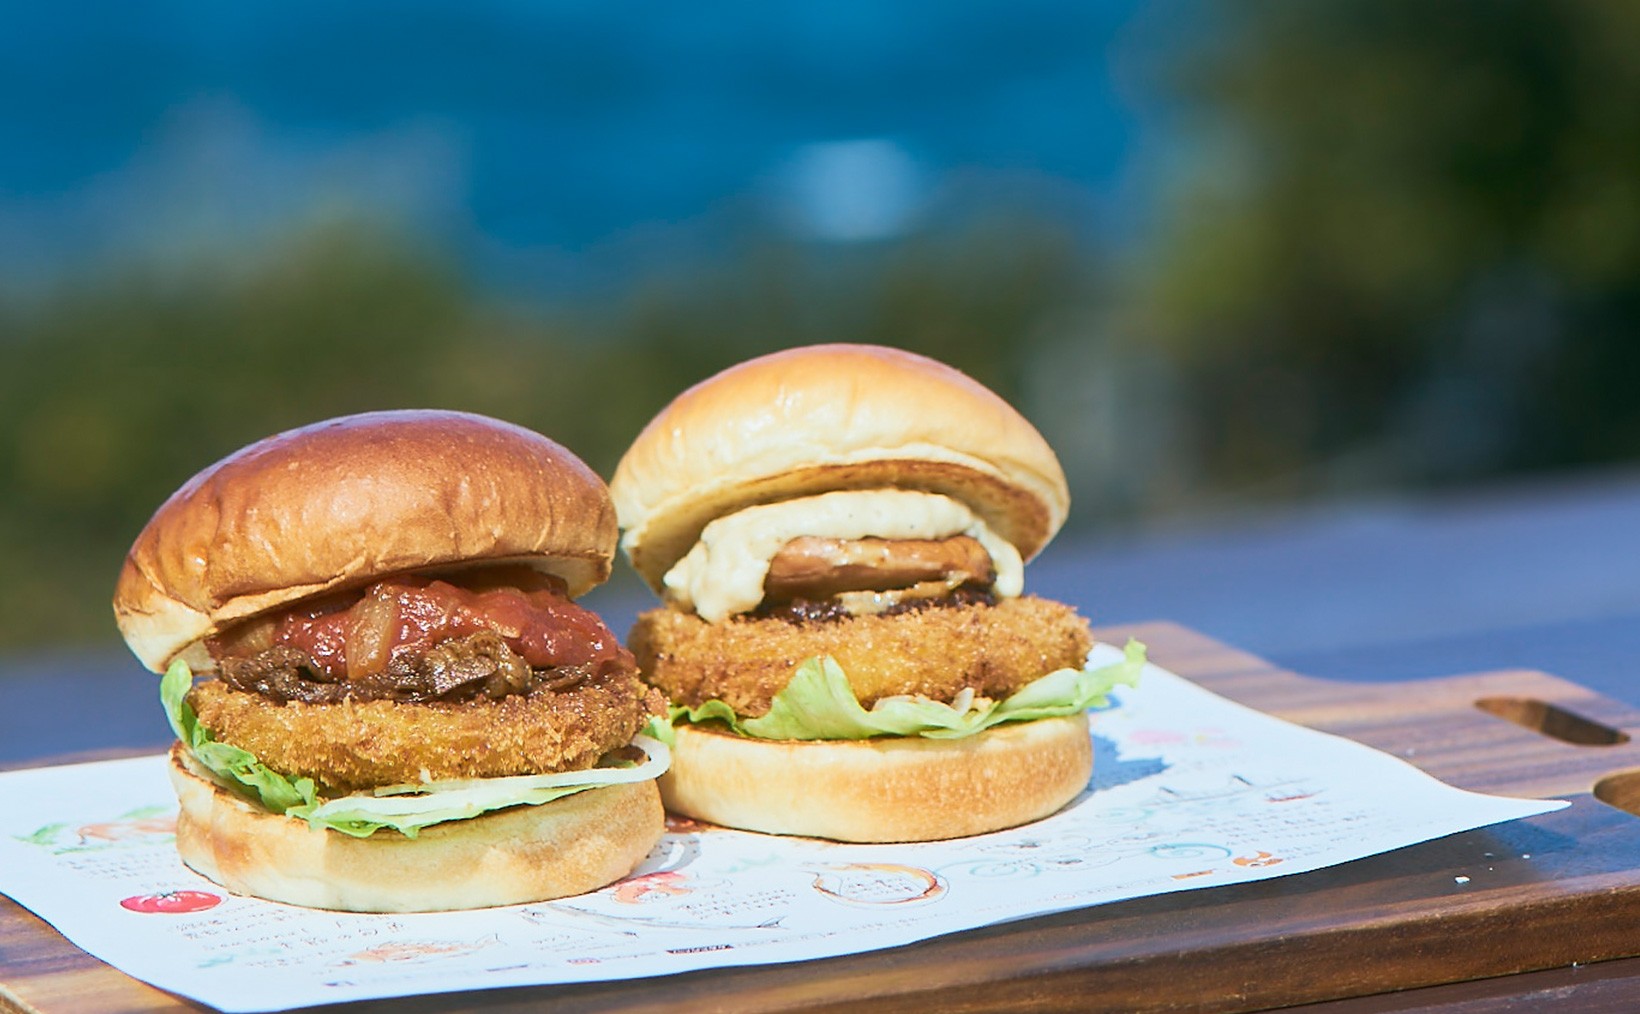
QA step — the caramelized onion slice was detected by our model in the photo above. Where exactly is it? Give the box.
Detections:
[346,583,399,679]
[205,615,275,659]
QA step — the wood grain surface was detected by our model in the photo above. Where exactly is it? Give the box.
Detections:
[5,620,1640,1014]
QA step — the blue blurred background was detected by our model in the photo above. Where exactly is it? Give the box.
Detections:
[7,1,1640,655]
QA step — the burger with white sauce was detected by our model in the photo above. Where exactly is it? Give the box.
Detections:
[610,344,1142,843]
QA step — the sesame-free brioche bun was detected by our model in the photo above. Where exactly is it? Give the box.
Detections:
[114,410,618,674]
[611,344,1070,593]
[660,714,1092,842]
[168,745,664,912]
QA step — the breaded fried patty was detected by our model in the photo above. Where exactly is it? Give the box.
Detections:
[189,667,665,794]
[630,595,1092,719]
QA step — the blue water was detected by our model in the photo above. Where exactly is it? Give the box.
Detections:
[1,2,1147,277]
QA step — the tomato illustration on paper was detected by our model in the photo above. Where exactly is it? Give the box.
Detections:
[18,806,177,854]
[77,813,177,844]
[1233,850,1284,868]
[810,863,946,906]
[120,890,222,914]
[613,870,693,904]
[336,938,494,966]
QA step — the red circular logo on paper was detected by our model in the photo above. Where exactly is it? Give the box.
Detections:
[119,890,222,914]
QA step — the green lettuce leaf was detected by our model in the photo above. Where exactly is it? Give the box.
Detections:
[284,736,671,838]
[671,638,1146,742]
[160,660,671,838]
[162,658,318,815]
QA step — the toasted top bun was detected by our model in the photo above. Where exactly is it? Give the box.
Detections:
[114,410,617,674]
[610,344,1070,593]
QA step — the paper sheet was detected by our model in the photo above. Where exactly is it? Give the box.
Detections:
[0,645,1565,1012]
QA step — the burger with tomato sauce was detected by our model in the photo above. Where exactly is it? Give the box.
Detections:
[113,410,669,912]
[610,344,1143,843]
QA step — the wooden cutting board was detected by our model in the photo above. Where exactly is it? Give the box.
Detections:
[6,620,1640,1014]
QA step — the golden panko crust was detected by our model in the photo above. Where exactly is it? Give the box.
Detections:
[629,595,1093,718]
[188,670,665,794]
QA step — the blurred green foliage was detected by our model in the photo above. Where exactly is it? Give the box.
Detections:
[1136,0,1640,492]
[10,0,1640,651]
[0,216,1096,650]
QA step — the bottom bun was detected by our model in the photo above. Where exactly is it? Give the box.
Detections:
[660,714,1092,842]
[168,744,664,912]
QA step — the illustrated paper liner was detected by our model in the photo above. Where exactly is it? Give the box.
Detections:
[0,644,1564,1012]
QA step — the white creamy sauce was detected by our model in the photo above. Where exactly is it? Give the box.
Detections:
[661,489,1023,621]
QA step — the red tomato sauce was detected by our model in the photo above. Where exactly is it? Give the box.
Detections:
[217,574,624,680]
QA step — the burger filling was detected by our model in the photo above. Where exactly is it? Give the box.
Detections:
[754,585,996,623]
[763,534,995,597]
[633,600,1145,744]
[640,490,1145,744]
[165,566,668,837]
[205,569,634,705]
[661,489,1023,622]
